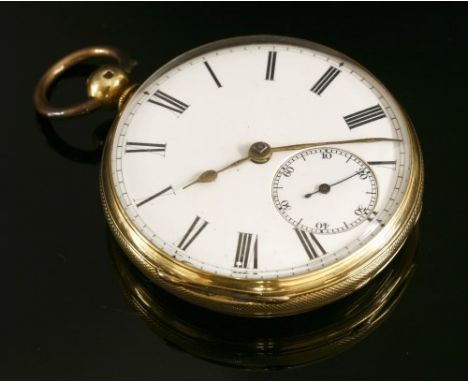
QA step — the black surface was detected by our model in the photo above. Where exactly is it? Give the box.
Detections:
[2,3,467,380]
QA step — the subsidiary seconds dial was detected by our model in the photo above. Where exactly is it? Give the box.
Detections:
[272,148,378,234]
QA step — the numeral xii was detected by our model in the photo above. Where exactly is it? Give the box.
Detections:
[147,90,189,114]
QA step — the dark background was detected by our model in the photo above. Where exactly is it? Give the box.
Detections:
[2,3,467,380]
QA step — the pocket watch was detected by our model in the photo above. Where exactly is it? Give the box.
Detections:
[34,35,424,317]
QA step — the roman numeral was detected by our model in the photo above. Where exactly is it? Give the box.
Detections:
[125,142,166,154]
[265,51,277,81]
[204,61,222,88]
[148,90,189,114]
[311,66,340,95]
[234,232,258,269]
[294,229,326,259]
[343,104,386,129]
[177,216,208,251]
[367,160,397,166]
[136,186,173,207]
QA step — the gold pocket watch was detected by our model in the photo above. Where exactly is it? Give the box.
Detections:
[34,35,423,317]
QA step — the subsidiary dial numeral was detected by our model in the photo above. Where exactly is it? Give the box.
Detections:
[344,104,386,129]
[311,66,341,95]
[177,216,209,251]
[234,232,258,269]
[265,51,277,81]
[136,186,173,207]
[204,61,222,88]
[294,228,326,259]
[125,141,166,154]
[147,90,189,114]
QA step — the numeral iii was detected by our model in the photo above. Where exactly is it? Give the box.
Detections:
[344,104,386,129]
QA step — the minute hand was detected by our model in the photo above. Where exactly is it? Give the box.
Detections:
[270,137,401,153]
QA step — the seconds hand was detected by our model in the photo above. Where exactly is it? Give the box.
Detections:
[304,171,362,198]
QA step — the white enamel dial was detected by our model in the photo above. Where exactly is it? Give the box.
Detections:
[111,40,411,279]
[272,147,378,234]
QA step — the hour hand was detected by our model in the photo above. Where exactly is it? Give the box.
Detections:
[182,142,278,189]
[183,170,218,190]
[182,156,250,190]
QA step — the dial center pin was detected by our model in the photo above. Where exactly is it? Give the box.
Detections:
[249,141,272,164]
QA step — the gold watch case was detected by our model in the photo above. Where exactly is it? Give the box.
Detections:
[100,35,424,317]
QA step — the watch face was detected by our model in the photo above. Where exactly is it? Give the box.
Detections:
[110,37,412,279]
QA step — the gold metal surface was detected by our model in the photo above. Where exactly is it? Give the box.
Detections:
[110,226,419,369]
[87,65,130,107]
[98,35,424,317]
[33,46,136,118]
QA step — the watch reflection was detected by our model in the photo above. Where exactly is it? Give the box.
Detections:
[108,227,419,370]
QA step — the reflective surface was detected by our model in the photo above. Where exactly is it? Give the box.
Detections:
[110,228,419,370]
[2,4,466,380]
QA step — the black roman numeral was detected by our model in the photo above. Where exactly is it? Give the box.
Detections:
[344,104,386,129]
[367,160,397,166]
[148,90,189,114]
[177,216,208,251]
[125,142,166,154]
[204,61,222,88]
[234,232,258,269]
[265,51,277,81]
[136,186,173,207]
[311,66,340,95]
[294,229,326,259]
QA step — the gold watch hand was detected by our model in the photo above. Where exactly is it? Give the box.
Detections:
[182,156,250,189]
[182,138,400,190]
[271,137,401,153]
